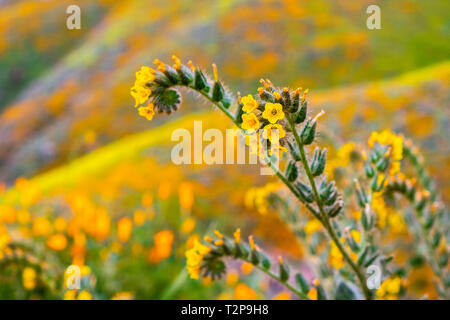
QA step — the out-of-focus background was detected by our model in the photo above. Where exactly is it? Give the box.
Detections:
[0,0,448,299]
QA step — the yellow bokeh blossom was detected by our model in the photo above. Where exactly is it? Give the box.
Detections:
[46,233,67,251]
[117,217,133,242]
[180,217,196,234]
[22,267,37,290]
[377,277,402,300]
[234,283,257,300]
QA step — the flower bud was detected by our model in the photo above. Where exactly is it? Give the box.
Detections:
[212,81,225,103]
[287,140,301,161]
[285,160,298,182]
[278,257,290,282]
[364,162,375,178]
[235,103,244,125]
[320,180,336,202]
[294,181,314,203]
[361,204,373,231]
[295,273,309,294]
[327,200,343,217]
[311,147,327,176]
[370,173,385,192]
[258,89,275,102]
[357,246,369,266]
[424,216,434,230]
[194,69,210,92]
[354,179,368,208]
[176,64,194,85]
[163,65,180,84]
[324,190,338,205]
[250,249,260,265]
[282,88,292,110]
[431,232,441,249]
[261,253,271,270]
[375,156,388,172]
[153,73,171,87]
[315,282,327,300]
[300,118,316,145]
[295,100,307,124]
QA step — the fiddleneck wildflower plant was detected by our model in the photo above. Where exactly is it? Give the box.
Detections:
[130,56,448,300]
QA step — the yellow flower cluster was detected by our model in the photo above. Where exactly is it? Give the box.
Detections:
[185,239,211,279]
[130,66,155,120]
[240,89,287,158]
[329,230,360,269]
[22,267,37,290]
[368,129,403,176]
[376,277,402,300]
[244,182,281,215]
[325,142,356,179]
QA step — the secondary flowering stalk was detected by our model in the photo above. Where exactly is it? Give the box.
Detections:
[129,56,446,300]
[187,229,312,300]
[129,56,367,297]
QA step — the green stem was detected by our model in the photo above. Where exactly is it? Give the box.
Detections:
[180,83,370,298]
[189,84,321,219]
[240,256,311,300]
[388,188,448,298]
[286,113,372,300]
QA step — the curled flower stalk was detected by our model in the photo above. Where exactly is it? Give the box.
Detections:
[130,56,446,300]
[188,229,314,300]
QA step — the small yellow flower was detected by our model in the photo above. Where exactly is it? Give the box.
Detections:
[185,240,211,279]
[77,290,92,300]
[241,94,258,113]
[226,270,239,287]
[248,235,256,250]
[181,218,196,234]
[350,230,361,243]
[307,288,318,300]
[22,267,36,290]
[233,228,241,243]
[135,66,155,87]
[234,283,257,300]
[273,292,290,300]
[262,123,286,141]
[64,290,76,300]
[138,103,155,121]
[377,277,402,299]
[111,292,134,300]
[368,129,403,175]
[131,85,151,107]
[262,102,284,123]
[241,113,260,133]
[268,144,288,158]
[304,219,321,235]
[241,261,253,274]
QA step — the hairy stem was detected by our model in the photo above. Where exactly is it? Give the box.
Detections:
[180,83,370,298]
[240,256,311,300]
[286,113,372,300]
